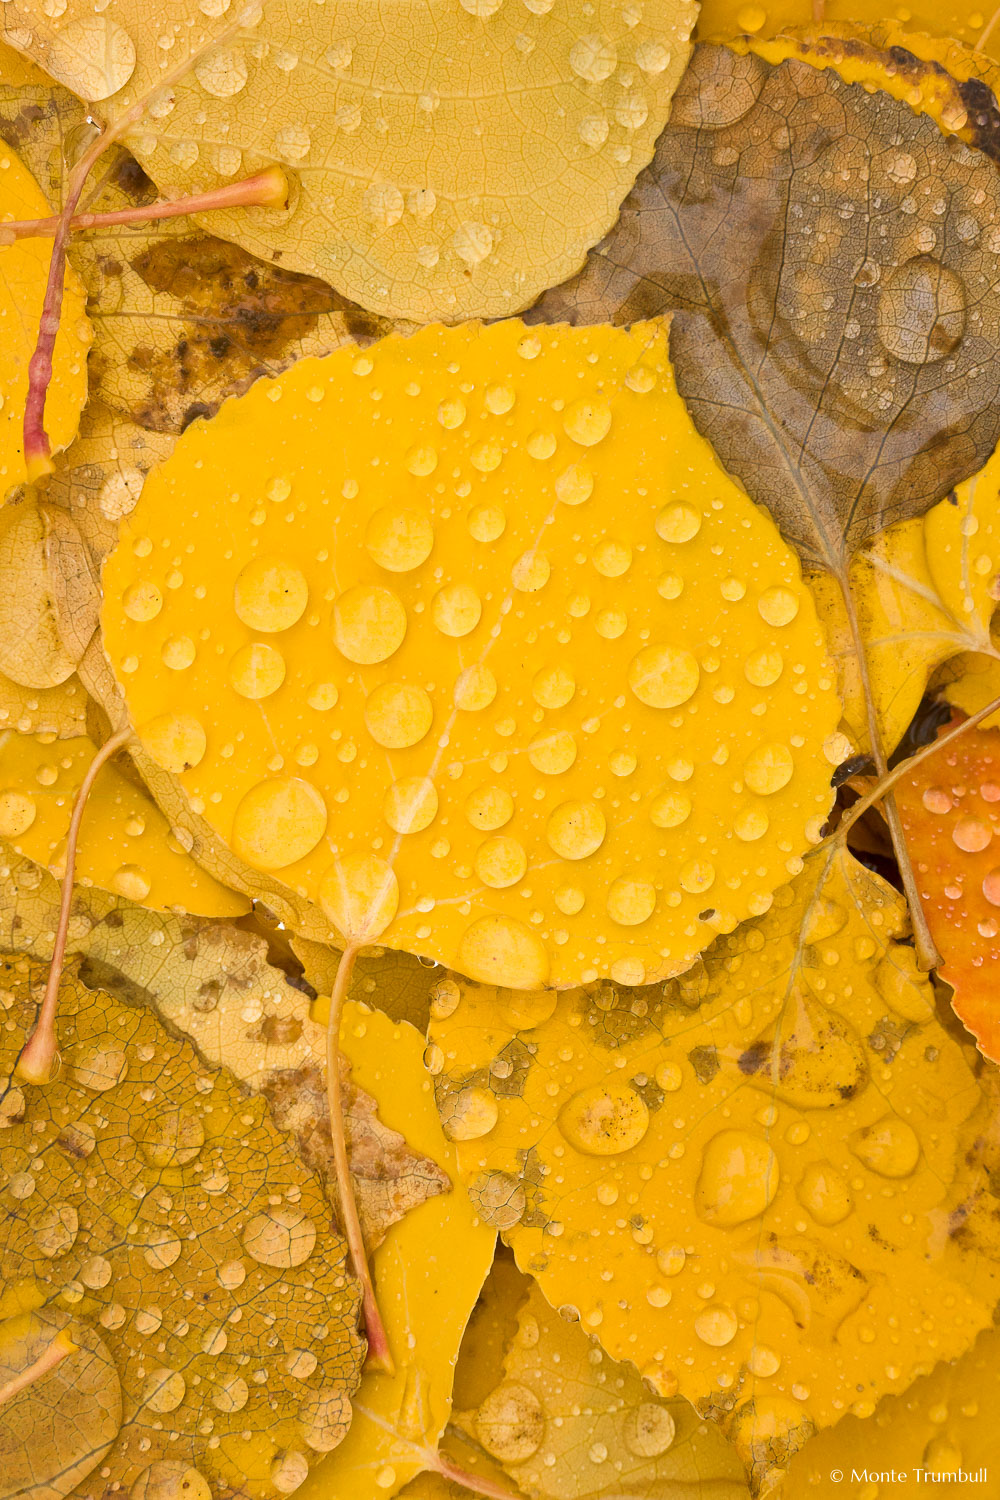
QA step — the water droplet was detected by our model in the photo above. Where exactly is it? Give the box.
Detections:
[123,581,163,621]
[877,257,967,365]
[442,1086,499,1141]
[333,585,407,663]
[695,1129,779,1226]
[922,785,952,814]
[452,221,494,265]
[230,642,286,699]
[655,503,701,543]
[569,34,618,82]
[194,45,247,97]
[546,800,606,859]
[30,1200,78,1257]
[364,683,434,750]
[849,1117,920,1177]
[384,777,438,834]
[953,816,992,853]
[796,1161,853,1225]
[455,664,498,711]
[457,915,549,988]
[628,644,699,708]
[234,558,308,632]
[232,778,327,870]
[475,835,527,888]
[46,15,136,99]
[743,743,794,795]
[695,1304,739,1346]
[606,876,656,926]
[0,791,36,839]
[142,1368,186,1414]
[558,1080,649,1155]
[475,1383,545,1460]
[757,587,800,626]
[564,398,612,446]
[243,1208,316,1268]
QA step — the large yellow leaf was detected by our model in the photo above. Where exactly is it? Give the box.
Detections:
[297,999,497,1500]
[2,0,697,322]
[429,842,1000,1481]
[0,951,365,1497]
[99,318,842,988]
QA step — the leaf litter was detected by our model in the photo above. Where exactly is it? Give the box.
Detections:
[1,9,1000,1499]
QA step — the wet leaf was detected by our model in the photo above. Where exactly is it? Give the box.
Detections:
[99,318,841,987]
[0,499,98,689]
[0,951,365,1496]
[697,0,997,58]
[0,667,88,738]
[3,0,697,322]
[292,938,446,1036]
[771,1322,1000,1495]
[0,727,249,915]
[429,841,1000,1482]
[453,1269,750,1499]
[296,1002,496,1500]
[531,41,1000,572]
[0,841,444,1250]
[897,714,1000,1062]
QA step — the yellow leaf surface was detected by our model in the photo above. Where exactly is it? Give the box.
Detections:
[429,843,1000,1476]
[454,1271,750,1499]
[0,951,365,1497]
[2,0,697,322]
[100,318,842,989]
[808,440,1000,756]
[772,1325,1000,1496]
[297,999,496,1500]
[697,0,997,56]
[0,498,98,689]
[0,727,249,915]
[0,139,88,497]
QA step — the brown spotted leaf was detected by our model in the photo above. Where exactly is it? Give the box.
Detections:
[0,951,365,1496]
[532,42,1000,570]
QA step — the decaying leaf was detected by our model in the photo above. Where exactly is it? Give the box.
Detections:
[429,841,1000,1478]
[100,318,841,987]
[453,1269,750,1499]
[292,938,447,1037]
[265,1046,450,1256]
[897,714,1000,1062]
[3,0,697,323]
[0,842,444,1247]
[0,498,98,687]
[531,42,1000,569]
[772,1323,1000,1496]
[809,441,1000,755]
[0,726,249,915]
[0,951,365,1497]
[296,1001,496,1500]
[0,132,89,497]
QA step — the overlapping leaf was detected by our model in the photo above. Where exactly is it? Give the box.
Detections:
[430,841,1000,1483]
[2,0,697,321]
[99,318,841,987]
[0,952,365,1497]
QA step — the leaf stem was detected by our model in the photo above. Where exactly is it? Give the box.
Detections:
[325,945,394,1374]
[19,8,257,472]
[0,167,288,242]
[431,1449,527,1500]
[16,725,132,1084]
[837,575,942,970]
[0,1330,77,1410]
[836,694,1000,845]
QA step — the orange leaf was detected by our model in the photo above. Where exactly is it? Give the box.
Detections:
[898,714,1000,1061]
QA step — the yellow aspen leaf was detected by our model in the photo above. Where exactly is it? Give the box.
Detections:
[429,842,1000,1479]
[100,319,842,989]
[452,1274,750,1499]
[0,667,88,738]
[809,445,1000,756]
[0,951,365,1496]
[0,499,98,689]
[2,0,697,323]
[0,727,249,916]
[296,1000,497,1500]
[771,1329,1000,1495]
[0,140,88,497]
[697,0,998,59]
